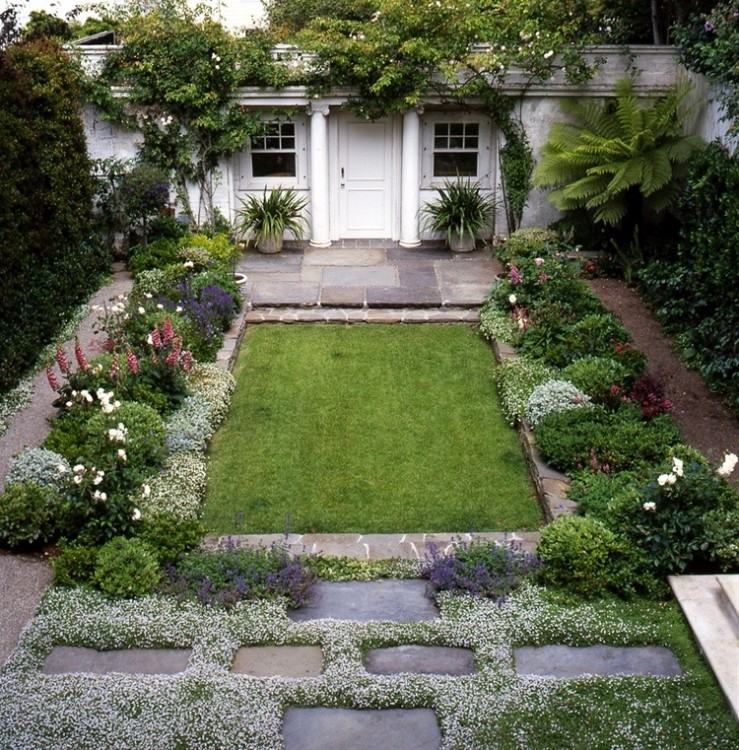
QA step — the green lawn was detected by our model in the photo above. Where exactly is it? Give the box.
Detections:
[204,324,540,534]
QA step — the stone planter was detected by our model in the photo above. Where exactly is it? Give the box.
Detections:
[448,232,476,253]
[257,237,283,254]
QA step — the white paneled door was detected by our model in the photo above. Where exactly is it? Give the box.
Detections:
[337,116,395,238]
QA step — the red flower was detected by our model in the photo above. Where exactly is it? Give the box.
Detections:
[110,354,120,380]
[162,318,174,346]
[151,327,162,350]
[125,348,139,375]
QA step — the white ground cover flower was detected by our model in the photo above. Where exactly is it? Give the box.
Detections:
[479,307,518,346]
[5,448,71,491]
[1,583,735,749]
[187,363,236,428]
[139,451,208,520]
[165,396,216,453]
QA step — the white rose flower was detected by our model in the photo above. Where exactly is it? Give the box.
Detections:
[643,501,657,512]
[508,294,517,305]
[718,452,738,477]
[672,457,684,477]
[657,473,676,486]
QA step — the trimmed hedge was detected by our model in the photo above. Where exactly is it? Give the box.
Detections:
[0,38,109,394]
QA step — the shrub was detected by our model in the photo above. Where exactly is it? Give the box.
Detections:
[137,513,205,565]
[127,237,180,274]
[524,379,590,428]
[494,357,556,426]
[534,404,681,474]
[93,536,162,599]
[567,469,642,520]
[5,448,71,491]
[552,313,632,367]
[536,515,643,599]
[178,244,215,270]
[178,232,240,268]
[160,543,316,608]
[0,482,62,549]
[561,356,630,406]
[421,540,541,600]
[703,506,739,572]
[625,374,673,420]
[495,227,559,265]
[610,451,739,576]
[51,541,99,587]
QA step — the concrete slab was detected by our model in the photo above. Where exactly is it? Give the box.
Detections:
[718,576,739,630]
[365,645,476,675]
[42,646,192,675]
[323,266,398,287]
[440,283,493,306]
[670,575,739,720]
[250,282,320,307]
[231,645,323,677]
[387,245,447,261]
[320,286,366,307]
[398,266,439,286]
[288,580,438,622]
[514,645,682,678]
[303,248,386,266]
[282,708,441,750]
[367,286,442,307]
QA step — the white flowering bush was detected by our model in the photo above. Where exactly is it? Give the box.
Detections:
[0,582,736,749]
[524,379,591,427]
[165,396,216,453]
[5,447,72,492]
[140,451,208,520]
[494,357,556,426]
[187,363,236,427]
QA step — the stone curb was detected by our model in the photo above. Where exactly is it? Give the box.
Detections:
[242,307,481,324]
[491,340,574,523]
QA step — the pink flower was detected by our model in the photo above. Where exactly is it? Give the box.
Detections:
[510,265,522,284]
[538,273,550,283]
[162,318,175,346]
[125,347,139,375]
[46,367,59,392]
[55,345,70,375]
[110,354,120,380]
[151,327,162,349]
[74,339,89,372]
[534,257,545,266]
[182,351,193,373]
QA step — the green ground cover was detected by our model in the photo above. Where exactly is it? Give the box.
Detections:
[204,324,540,534]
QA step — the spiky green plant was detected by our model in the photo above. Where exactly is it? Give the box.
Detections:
[421,178,494,246]
[235,187,309,246]
[534,79,703,229]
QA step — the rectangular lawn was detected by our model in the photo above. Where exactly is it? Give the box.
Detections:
[204,324,540,534]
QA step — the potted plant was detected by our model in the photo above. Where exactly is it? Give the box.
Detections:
[421,179,494,252]
[235,186,309,254]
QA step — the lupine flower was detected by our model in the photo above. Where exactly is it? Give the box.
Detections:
[46,368,59,392]
[74,339,89,372]
[125,348,139,375]
[510,265,522,284]
[151,327,162,349]
[55,345,70,374]
[162,318,175,346]
[182,351,193,373]
[110,354,120,381]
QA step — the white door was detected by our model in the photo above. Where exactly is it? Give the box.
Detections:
[337,116,394,238]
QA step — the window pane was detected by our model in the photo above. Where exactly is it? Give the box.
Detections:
[465,123,479,136]
[433,152,478,177]
[281,123,295,136]
[449,136,464,149]
[465,136,479,149]
[282,137,295,150]
[434,123,449,137]
[434,136,448,149]
[449,123,464,136]
[265,137,280,150]
[252,152,296,177]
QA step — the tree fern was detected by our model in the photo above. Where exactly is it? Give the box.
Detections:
[534,78,704,228]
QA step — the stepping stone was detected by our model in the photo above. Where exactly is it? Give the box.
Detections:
[231,645,323,677]
[289,580,438,622]
[282,707,441,750]
[323,266,398,287]
[42,646,192,675]
[365,645,476,675]
[514,645,682,678]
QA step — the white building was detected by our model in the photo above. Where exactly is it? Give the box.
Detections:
[80,41,723,246]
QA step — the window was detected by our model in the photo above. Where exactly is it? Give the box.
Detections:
[432,122,479,177]
[250,122,296,178]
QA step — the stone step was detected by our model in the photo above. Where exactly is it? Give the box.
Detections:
[669,574,739,721]
[718,575,739,632]
[243,307,481,324]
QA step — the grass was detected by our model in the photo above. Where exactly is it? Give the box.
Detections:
[204,324,540,534]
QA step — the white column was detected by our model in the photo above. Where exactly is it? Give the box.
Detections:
[309,103,331,248]
[400,107,423,248]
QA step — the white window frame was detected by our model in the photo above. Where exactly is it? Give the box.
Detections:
[237,115,308,190]
[421,112,494,189]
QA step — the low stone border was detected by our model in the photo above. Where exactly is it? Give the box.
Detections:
[491,340,575,523]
